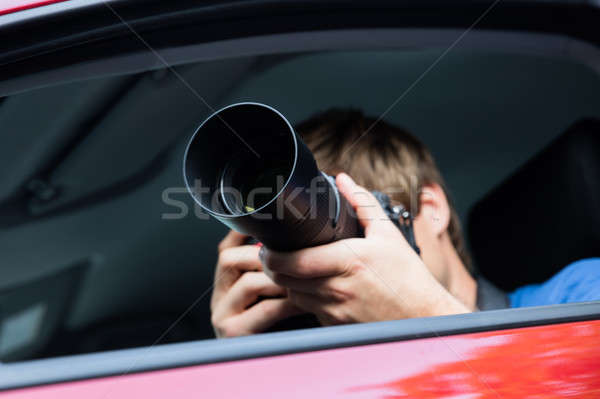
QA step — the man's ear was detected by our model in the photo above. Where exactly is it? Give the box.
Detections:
[418,183,451,236]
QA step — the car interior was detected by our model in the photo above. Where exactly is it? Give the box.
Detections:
[1,42,599,363]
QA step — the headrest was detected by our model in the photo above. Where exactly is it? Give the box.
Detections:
[468,119,600,291]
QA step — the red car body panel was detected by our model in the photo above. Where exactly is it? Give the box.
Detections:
[0,0,69,16]
[3,320,599,398]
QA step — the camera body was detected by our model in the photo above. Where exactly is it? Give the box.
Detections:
[371,190,420,254]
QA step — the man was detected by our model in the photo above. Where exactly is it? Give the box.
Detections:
[209,109,599,338]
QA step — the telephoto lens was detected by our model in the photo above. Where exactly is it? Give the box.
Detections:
[183,102,361,251]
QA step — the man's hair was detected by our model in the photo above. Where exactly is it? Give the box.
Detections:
[296,108,472,271]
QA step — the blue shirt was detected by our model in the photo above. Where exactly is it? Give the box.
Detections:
[509,258,600,308]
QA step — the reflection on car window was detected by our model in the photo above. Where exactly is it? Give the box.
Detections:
[1,49,600,362]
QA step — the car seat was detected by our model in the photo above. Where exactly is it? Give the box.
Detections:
[468,118,600,291]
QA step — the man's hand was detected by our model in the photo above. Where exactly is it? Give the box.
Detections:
[261,173,469,326]
[210,231,300,337]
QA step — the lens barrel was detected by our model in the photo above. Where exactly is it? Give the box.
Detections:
[183,102,360,251]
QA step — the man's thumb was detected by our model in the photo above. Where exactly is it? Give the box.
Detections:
[336,173,395,236]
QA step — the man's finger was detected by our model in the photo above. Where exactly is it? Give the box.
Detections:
[212,245,262,308]
[262,242,353,278]
[269,273,342,301]
[218,230,248,252]
[226,298,302,336]
[215,245,261,281]
[214,272,286,318]
[336,173,397,236]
